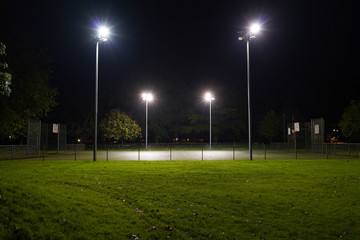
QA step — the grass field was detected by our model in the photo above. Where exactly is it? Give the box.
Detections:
[0,159,359,239]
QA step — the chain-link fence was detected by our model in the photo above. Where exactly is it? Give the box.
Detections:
[1,143,359,161]
[26,120,67,155]
[41,123,67,152]
[311,118,325,153]
[27,119,41,155]
[286,118,325,152]
[0,145,42,161]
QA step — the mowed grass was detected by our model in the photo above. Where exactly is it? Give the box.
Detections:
[0,159,359,239]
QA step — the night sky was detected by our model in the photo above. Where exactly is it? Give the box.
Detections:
[1,0,358,129]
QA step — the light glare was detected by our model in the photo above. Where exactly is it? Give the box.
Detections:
[142,93,153,102]
[98,26,109,40]
[250,23,261,34]
[205,92,214,101]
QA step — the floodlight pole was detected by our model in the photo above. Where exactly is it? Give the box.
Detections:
[246,39,252,160]
[209,98,212,149]
[145,99,149,149]
[94,41,99,161]
[93,27,109,161]
[205,93,214,149]
[239,25,259,160]
[142,93,152,149]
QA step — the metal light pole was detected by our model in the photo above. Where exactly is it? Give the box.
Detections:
[145,98,149,148]
[239,23,261,160]
[142,93,153,149]
[94,26,109,161]
[205,92,215,149]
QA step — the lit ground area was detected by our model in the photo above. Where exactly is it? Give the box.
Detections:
[108,150,243,161]
[38,148,345,161]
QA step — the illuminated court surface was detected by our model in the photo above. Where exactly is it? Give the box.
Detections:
[106,150,249,161]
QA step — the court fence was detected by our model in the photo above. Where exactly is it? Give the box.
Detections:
[1,142,359,161]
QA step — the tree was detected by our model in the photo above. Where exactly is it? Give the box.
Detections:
[100,109,142,144]
[168,107,211,142]
[339,100,360,142]
[0,42,11,96]
[0,43,57,141]
[259,110,280,143]
[214,108,247,142]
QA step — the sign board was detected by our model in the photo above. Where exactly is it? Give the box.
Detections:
[315,124,320,134]
[288,127,291,135]
[53,124,59,133]
[294,122,300,132]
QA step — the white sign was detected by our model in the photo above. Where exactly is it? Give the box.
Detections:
[294,122,300,132]
[53,124,59,133]
[288,127,291,135]
[315,124,320,134]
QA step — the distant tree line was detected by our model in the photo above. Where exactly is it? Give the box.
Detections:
[1,40,360,144]
[86,98,360,145]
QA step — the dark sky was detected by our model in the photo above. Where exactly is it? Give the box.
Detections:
[1,0,359,126]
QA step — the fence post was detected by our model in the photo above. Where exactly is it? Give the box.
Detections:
[169,145,172,161]
[326,143,328,159]
[57,132,60,154]
[74,147,77,161]
[106,147,109,161]
[138,147,140,161]
[264,144,267,160]
[311,144,313,155]
[11,146,14,161]
[233,145,235,160]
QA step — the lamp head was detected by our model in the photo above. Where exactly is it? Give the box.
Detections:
[205,92,215,101]
[142,92,153,102]
[249,23,261,34]
[238,22,262,41]
[98,26,109,42]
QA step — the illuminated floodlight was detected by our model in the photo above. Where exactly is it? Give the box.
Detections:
[249,23,261,34]
[142,92,153,102]
[98,26,109,41]
[239,22,262,41]
[204,92,215,102]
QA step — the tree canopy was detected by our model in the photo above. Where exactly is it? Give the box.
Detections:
[259,110,280,143]
[339,100,360,142]
[100,109,142,144]
[0,42,11,96]
[0,43,57,141]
